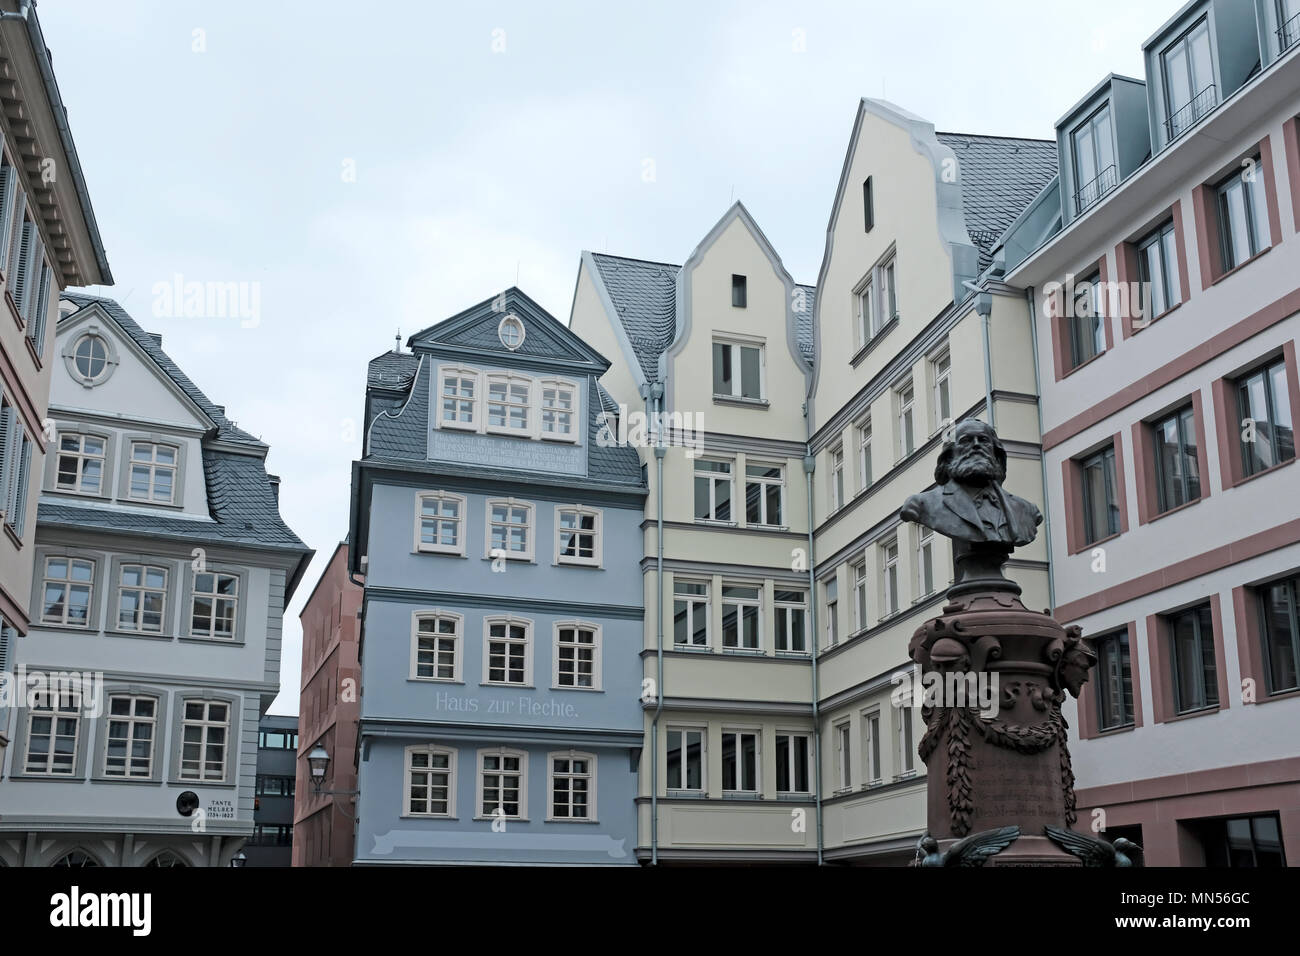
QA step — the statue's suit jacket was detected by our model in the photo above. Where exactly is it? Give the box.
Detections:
[901,480,1041,547]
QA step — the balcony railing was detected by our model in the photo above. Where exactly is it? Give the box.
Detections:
[1164,84,1217,145]
[1073,164,1118,215]
[1279,11,1300,53]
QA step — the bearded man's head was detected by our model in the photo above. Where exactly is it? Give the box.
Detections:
[934,420,1008,486]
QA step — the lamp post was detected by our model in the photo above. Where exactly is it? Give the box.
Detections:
[305,741,359,815]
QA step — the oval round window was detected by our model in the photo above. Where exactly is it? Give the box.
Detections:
[498,314,525,350]
[73,334,110,382]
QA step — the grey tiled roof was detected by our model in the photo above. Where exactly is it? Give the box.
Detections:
[368,355,430,460]
[935,133,1058,271]
[367,350,419,390]
[589,253,816,376]
[60,292,264,445]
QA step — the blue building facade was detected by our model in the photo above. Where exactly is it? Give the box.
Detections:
[349,289,645,865]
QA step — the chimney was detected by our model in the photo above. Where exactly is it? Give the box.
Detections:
[149,332,163,347]
[268,474,280,504]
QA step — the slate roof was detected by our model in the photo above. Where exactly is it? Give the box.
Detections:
[367,350,419,390]
[41,294,310,559]
[934,133,1059,271]
[61,291,264,445]
[588,253,816,378]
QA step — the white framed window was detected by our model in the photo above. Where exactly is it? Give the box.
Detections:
[104,695,156,778]
[694,459,734,522]
[853,274,874,348]
[852,559,868,633]
[712,339,765,400]
[665,727,705,791]
[881,254,898,323]
[548,750,596,821]
[863,710,883,785]
[405,745,456,817]
[24,688,80,775]
[498,313,526,350]
[411,612,461,681]
[485,498,534,561]
[483,616,532,686]
[71,333,111,384]
[721,729,759,793]
[40,556,94,627]
[179,699,230,782]
[897,380,916,458]
[744,463,784,527]
[555,505,601,566]
[673,579,710,648]
[721,584,761,652]
[554,622,601,690]
[829,444,845,512]
[539,378,579,442]
[857,419,873,491]
[882,539,900,617]
[55,433,106,494]
[190,571,239,639]
[438,366,479,430]
[117,564,167,633]
[931,350,952,432]
[774,589,808,653]
[824,577,839,647]
[478,747,527,819]
[917,527,936,598]
[897,706,916,776]
[775,732,811,795]
[127,441,177,504]
[485,373,532,435]
[415,491,466,556]
[835,721,852,791]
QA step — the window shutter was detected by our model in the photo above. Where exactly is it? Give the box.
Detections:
[0,621,10,674]
[5,190,25,293]
[29,263,51,356]
[4,414,20,521]
[11,221,36,316]
[0,403,11,522]
[0,165,15,275]
[14,434,31,537]
[22,230,43,325]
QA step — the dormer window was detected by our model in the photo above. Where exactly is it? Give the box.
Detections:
[486,374,532,435]
[539,380,577,441]
[1071,105,1116,214]
[498,314,525,350]
[127,442,177,504]
[439,366,479,431]
[1162,18,1215,142]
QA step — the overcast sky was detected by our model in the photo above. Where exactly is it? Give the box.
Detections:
[42,0,1172,712]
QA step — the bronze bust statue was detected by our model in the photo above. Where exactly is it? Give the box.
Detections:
[901,419,1041,547]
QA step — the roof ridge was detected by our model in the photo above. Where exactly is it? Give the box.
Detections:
[935,131,1057,146]
[589,251,682,270]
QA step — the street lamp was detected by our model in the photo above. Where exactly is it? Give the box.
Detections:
[308,744,331,793]
[230,851,247,868]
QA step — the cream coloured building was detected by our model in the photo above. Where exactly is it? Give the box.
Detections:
[806,100,1058,863]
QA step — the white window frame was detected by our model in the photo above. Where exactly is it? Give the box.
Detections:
[498,313,526,350]
[829,444,845,513]
[404,744,457,818]
[665,726,706,793]
[40,556,95,628]
[857,418,873,492]
[712,337,766,401]
[773,588,808,654]
[882,539,900,618]
[104,694,157,778]
[190,570,239,640]
[931,349,952,434]
[482,615,533,686]
[477,746,528,820]
[555,505,602,567]
[744,462,784,528]
[720,728,760,794]
[897,706,916,777]
[485,372,534,437]
[55,432,107,495]
[852,273,875,348]
[917,527,936,599]
[824,576,839,647]
[852,558,868,633]
[775,731,812,796]
[484,498,535,562]
[116,563,168,634]
[897,379,916,459]
[178,699,230,782]
[720,583,763,653]
[410,611,463,682]
[538,377,581,443]
[437,365,480,431]
[126,441,178,504]
[672,579,711,649]
[414,491,467,557]
[694,458,735,523]
[553,620,602,690]
[24,688,81,775]
[835,720,852,792]
[547,749,597,821]
[863,709,883,786]
[881,254,898,325]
